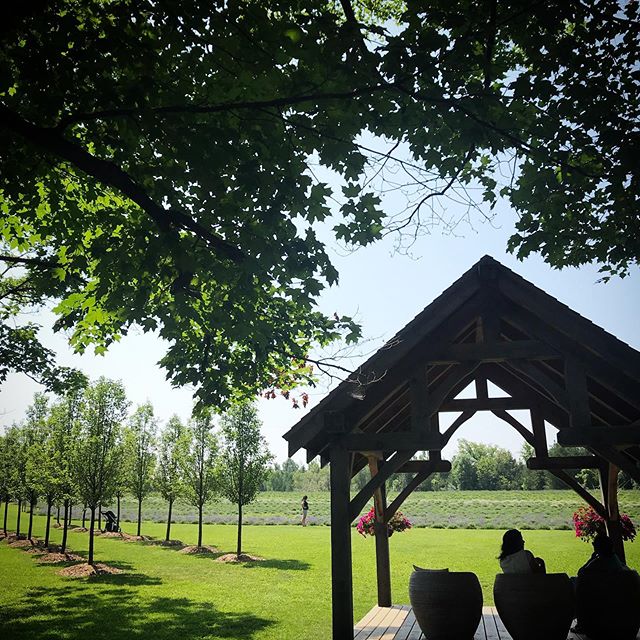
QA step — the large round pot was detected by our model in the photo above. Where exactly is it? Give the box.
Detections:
[576,570,640,640]
[493,573,574,640]
[409,570,482,640]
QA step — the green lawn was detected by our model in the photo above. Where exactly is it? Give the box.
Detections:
[2,505,639,640]
[39,489,640,530]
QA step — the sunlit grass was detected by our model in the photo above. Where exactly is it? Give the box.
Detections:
[2,504,639,639]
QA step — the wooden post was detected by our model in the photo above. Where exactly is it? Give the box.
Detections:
[368,456,391,607]
[600,463,625,563]
[330,446,354,640]
[531,410,548,456]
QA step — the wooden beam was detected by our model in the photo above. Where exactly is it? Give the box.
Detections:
[491,409,534,445]
[526,456,603,470]
[385,461,446,521]
[591,445,640,485]
[339,431,442,452]
[441,411,476,446]
[565,357,591,428]
[329,447,354,640]
[499,274,640,383]
[557,425,640,447]
[395,459,452,473]
[485,364,570,430]
[349,450,416,522]
[440,397,531,412]
[505,359,570,409]
[284,278,484,458]
[549,469,607,518]
[368,457,391,608]
[410,366,429,432]
[604,464,625,563]
[342,292,486,432]
[425,362,480,415]
[427,413,442,463]
[428,340,558,364]
[531,410,548,456]
[501,305,640,412]
[480,300,501,343]
[475,374,488,400]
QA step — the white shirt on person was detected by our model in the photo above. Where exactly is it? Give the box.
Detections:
[500,549,535,573]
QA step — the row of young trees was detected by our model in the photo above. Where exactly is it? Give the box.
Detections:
[0,378,272,562]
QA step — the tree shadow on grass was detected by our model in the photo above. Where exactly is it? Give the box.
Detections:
[0,585,274,640]
[240,558,311,571]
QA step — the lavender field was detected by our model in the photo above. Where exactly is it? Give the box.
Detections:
[39,490,640,531]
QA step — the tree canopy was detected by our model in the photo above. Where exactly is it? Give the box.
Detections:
[1,0,637,405]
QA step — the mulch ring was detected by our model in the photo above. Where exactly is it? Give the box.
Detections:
[8,537,39,549]
[37,552,84,564]
[179,545,219,555]
[144,539,184,548]
[71,527,88,532]
[58,562,124,578]
[121,533,153,542]
[159,539,184,548]
[216,553,264,564]
[96,531,124,538]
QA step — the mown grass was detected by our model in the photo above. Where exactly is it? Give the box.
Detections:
[39,489,640,530]
[2,504,640,640]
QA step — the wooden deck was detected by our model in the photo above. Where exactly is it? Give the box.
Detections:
[354,605,640,639]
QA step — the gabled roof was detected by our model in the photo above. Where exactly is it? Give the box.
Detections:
[283,255,640,467]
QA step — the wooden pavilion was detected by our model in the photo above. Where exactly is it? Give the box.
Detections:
[283,255,640,640]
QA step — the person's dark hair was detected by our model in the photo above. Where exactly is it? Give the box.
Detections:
[593,532,614,556]
[499,529,525,560]
[302,495,307,500]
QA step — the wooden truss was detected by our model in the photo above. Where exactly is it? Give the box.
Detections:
[284,256,640,640]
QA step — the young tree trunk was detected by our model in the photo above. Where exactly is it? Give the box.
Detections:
[236,502,243,558]
[68,503,73,526]
[165,498,173,542]
[116,494,121,532]
[3,499,8,536]
[16,498,22,536]
[88,506,96,565]
[198,504,203,548]
[61,499,69,553]
[97,503,102,531]
[27,499,35,541]
[82,505,86,528]
[137,497,142,537]
[44,499,52,548]
[56,505,60,525]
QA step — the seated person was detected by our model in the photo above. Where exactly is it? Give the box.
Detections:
[573,533,633,636]
[498,528,546,574]
[578,532,630,575]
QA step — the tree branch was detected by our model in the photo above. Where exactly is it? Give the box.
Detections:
[56,84,393,129]
[0,105,245,264]
[0,254,56,268]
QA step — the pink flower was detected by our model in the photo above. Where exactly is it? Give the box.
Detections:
[356,507,412,538]
[572,507,636,543]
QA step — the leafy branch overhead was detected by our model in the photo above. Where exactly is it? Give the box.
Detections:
[0,0,637,405]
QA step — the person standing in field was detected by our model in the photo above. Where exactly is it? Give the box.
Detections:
[301,495,309,527]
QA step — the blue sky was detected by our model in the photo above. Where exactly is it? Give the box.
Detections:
[1,197,638,464]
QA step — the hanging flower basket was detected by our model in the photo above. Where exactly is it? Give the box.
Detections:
[356,507,412,538]
[572,506,637,543]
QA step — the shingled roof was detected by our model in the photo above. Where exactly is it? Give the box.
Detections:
[283,255,640,474]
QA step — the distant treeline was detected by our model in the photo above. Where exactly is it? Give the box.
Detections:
[265,440,640,493]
